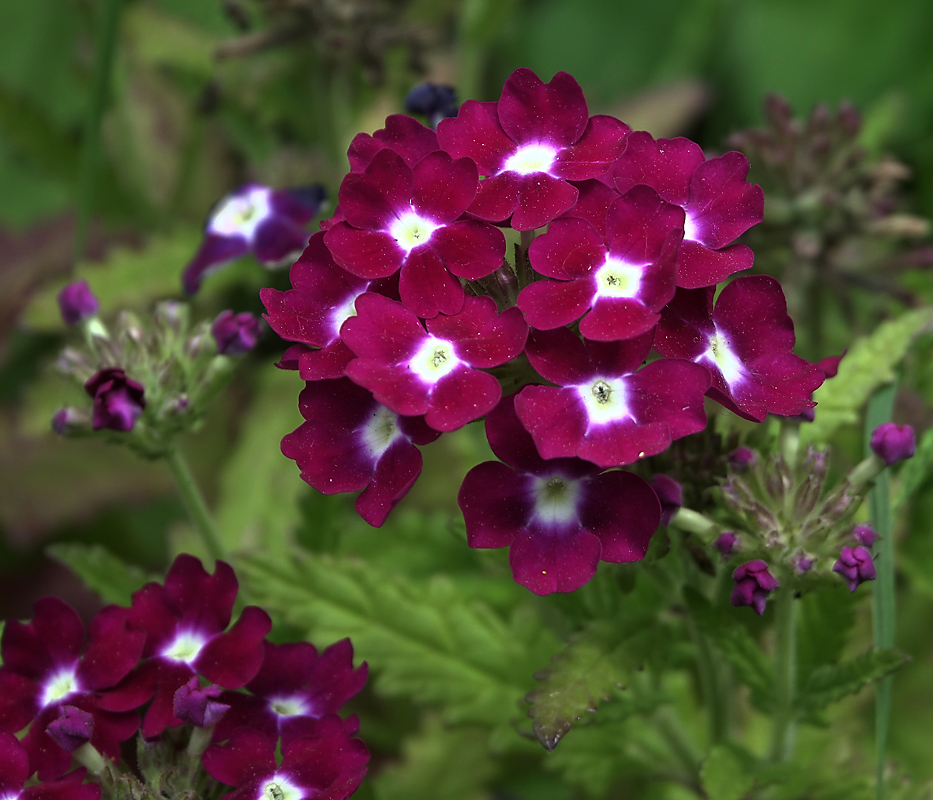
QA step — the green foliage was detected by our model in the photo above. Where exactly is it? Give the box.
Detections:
[803,309,932,445]
[701,746,755,800]
[47,542,152,606]
[894,425,933,511]
[796,648,910,713]
[797,586,858,679]
[240,550,561,729]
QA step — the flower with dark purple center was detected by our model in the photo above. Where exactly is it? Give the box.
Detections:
[730,560,779,615]
[518,186,683,341]
[833,546,876,592]
[57,281,99,325]
[202,720,369,800]
[513,327,709,468]
[183,183,325,294]
[212,311,262,355]
[215,639,367,749]
[99,554,271,739]
[174,677,230,728]
[870,422,916,466]
[324,148,505,318]
[713,532,737,557]
[458,395,660,595]
[611,131,763,288]
[655,276,824,422]
[651,475,683,526]
[341,293,528,432]
[853,524,879,548]
[281,378,440,526]
[437,68,629,230]
[0,733,101,800]
[84,368,146,432]
[0,599,145,780]
[405,83,459,129]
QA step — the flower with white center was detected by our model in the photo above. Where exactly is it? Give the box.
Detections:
[408,337,460,384]
[390,211,440,253]
[532,475,581,527]
[502,143,557,176]
[700,330,747,388]
[40,668,79,708]
[209,186,272,239]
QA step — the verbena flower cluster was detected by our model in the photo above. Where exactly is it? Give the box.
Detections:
[260,68,825,596]
[0,555,368,799]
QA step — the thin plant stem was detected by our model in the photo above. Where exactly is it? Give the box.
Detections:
[686,615,728,744]
[164,446,226,562]
[769,586,798,763]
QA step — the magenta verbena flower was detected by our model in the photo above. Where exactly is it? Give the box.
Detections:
[437,68,629,231]
[0,733,100,800]
[611,131,763,289]
[833,546,876,592]
[518,186,683,340]
[57,280,99,326]
[655,276,824,422]
[458,395,660,595]
[870,422,916,466]
[183,183,325,295]
[261,232,399,381]
[214,639,367,749]
[202,721,369,800]
[341,293,528,432]
[0,598,144,780]
[281,377,440,526]
[84,367,146,432]
[99,555,271,739]
[324,148,505,319]
[730,560,779,615]
[513,327,709,468]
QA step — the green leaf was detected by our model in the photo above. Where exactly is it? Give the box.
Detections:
[240,551,561,728]
[797,586,858,679]
[797,648,910,713]
[47,543,152,606]
[701,745,755,800]
[802,309,933,445]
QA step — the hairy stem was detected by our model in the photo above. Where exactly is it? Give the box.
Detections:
[165,446,226,562]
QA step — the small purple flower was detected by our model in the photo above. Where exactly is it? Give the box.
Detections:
[730,560,779,615]
[727,447,756,471]
[173,677,229,728]
[853,524,879,548]
[651,475,683,526]
[51,407,88,436]
[0,733,100,800]
[84,368,146,432]
[833,546,876,592]
[870,423,916,466]
[57,281,99,325]
[713,532,737,557]
[792,552,815,575]
[45,705,94,752]
[458,395,661,595]
[212,311,262,355]
[183,183,326,294]
[405,82,459,128]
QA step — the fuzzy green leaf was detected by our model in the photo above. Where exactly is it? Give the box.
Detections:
[802,308,933,444]
[701,745,755,800]
[47,543,152,606]
[240,551,560,728]
[796,648,910,713]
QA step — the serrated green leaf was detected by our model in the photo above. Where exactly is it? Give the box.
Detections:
[701,745,755,800]
[893,424,933,511]
[47,543,152,606]
[797,648,910,713]
[240,551,560,728]
[803,308,933,444]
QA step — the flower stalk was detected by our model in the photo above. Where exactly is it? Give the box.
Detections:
[769,587,798,763]
[164,445,226,562]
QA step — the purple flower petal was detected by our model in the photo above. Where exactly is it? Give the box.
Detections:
[182,234,250,294]
[437,100,515,175]
[195,606,272,688]
[612,133,705,207]
[348,114,440,172]
[497,69,588,148]
[552,114,630,181]
[252,216,309,266]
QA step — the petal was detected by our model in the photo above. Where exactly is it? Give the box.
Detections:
[509,527,602,595]
[675,240,754,289]
[399,247,465,319]
[355,438,423,526]
[348,114,439,172]
[182,234,249,295]
[162,555,238,635]
[552,114,630,180]
[512,174,579,231]
[76,607,145,691]
[252,217,309,266]
[497,69,588,148]
[412,151,478,222]
[514,385,587,460]
[580,471,660,562]
[466,172,520,223]
[324,222,404,280]
[431,220,506,280]
[687,151,764,248]
[340,149,413,229]
[298,340,356,380]
[458,461,533,549]
[517,278,595,331]
[437,100,514,175]
[527,216,605,280]
[579,298,659,341]
[195,607,273,688]
[612,132,705,206]
[605,185,685,264]
[426,368,501,431]
[202,728,276,786]
[712,275,795,362]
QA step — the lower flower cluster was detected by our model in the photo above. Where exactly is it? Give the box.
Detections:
[0,555,369,800]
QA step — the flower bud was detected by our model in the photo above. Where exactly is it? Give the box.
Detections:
[174,676,229,728]
[791,552,815,575]
[84,368,146,431]
[57,280,99,325]
[651,474,682,526]
[52,406,90,435]
[727,447,756,471]
[730,560,779,615]
[405,82,459,128]
[853,524,879,548]
[46,705,94,752]
[713,531,737,556]
[833,545,876,592]
[211,310,261,355]
[870,422,916,466]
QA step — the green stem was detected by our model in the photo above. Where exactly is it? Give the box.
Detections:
[164,446,226,562]
[769,587,798,762]
[687,615,728,743]
[669,507,718,539]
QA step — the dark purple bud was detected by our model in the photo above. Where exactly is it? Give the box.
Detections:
[792,552,815,575]
[853,524,879,548]
[870,423,916,466]
[727,447,756,471]
[714,532,738,556]
[833,546,876,592]
[651,474,683,526]
[84,367,146,432]
[730,560,780,615]
[405,82,459,128]
[52,406,88,435]
[57,280,99,325]
[46,705,94,752]
[211,310,262,355]
[174,676,230,728]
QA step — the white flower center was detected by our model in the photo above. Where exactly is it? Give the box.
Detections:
[390,211,440,253]
[361,405,404,459]
[701,330,746,387]
[502,143,557,176]
[331,291,361,337]
[41,667,79,707]
[163,632,206,664]
[682,213,699,242]
[579,377,631,425]
[209,187,271,240]
[532,475,581,526]
[594,257,642,299]
[261,777,302,800]
[408,337,460,384]
[269,696,309,718]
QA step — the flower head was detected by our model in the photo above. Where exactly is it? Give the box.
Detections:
[833,546,876,592]
[84,368,146,432]
[57,281,99,325]
[730,560,779,615]
[869,422,916,466]
[0,733,100,800]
